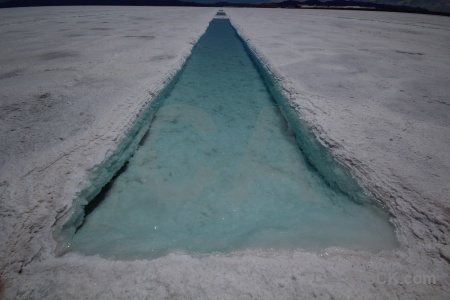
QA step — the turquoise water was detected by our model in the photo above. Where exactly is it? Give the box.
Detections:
[68,19,398,259]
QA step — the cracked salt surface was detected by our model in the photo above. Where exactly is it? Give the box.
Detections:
[67,19,397,259]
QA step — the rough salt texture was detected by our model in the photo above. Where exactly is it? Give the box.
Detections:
[226,6,450,295]
[0,6,449,299]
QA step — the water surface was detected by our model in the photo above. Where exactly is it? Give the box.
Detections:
[70,19,398,259]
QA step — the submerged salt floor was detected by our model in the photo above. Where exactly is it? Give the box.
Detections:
[69,19,397,259]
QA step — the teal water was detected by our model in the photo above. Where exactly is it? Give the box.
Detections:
[69,19,398,259]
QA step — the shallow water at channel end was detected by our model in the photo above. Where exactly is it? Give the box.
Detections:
[69,18,398,259]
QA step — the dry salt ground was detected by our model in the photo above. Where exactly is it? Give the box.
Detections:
[1,6,449,299]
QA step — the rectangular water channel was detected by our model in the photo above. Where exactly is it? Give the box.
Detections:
[62,17,398,259]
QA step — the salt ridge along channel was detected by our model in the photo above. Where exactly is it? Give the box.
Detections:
[62,17,398,259]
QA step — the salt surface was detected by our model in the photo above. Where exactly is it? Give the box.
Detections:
[1,7,449,299]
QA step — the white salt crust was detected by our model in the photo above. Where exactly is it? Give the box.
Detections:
[0,6,449,299]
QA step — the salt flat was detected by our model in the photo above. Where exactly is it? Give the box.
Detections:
[1,6,449,299]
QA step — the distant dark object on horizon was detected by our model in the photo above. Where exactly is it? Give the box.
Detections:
[0,0,203,8]
[1,0,447,16]
[268,0,429,14]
